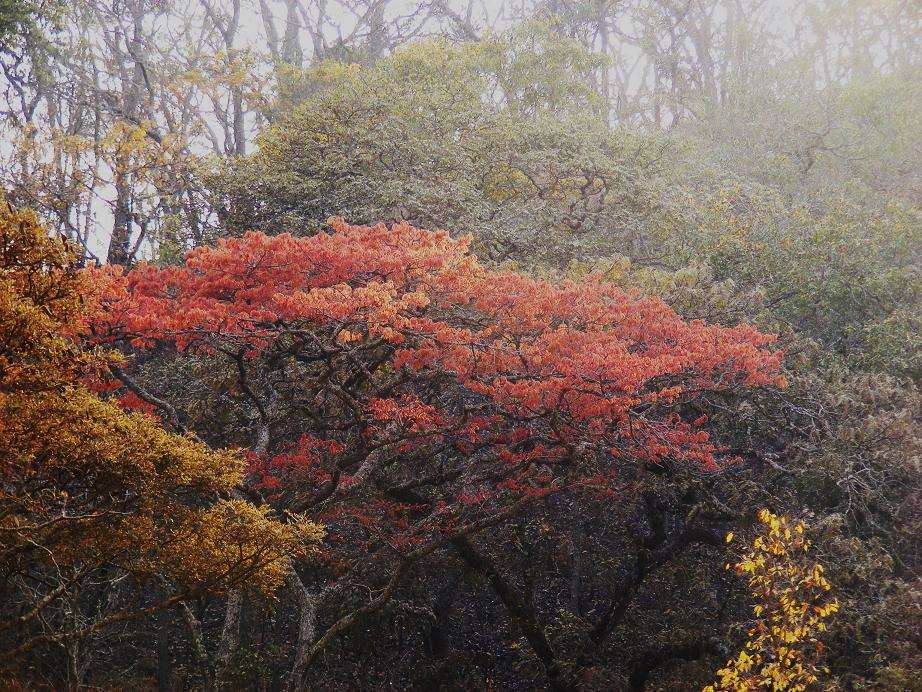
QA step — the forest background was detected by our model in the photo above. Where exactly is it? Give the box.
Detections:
[0,0,919,689]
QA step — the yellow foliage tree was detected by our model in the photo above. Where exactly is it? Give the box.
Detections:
[0,203,321,664]
[705,510,840,692]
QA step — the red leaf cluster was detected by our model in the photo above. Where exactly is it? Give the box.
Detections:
[87,218,783,546]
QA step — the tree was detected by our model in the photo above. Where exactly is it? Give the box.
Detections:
[0,202,320,687]
[706,510,839,692]
[0,0,277,264]
[3,2,918,687]
[210,26,666,267]
[634,180,922,380]
[87,217,783,688]
[0,0,476,266]
[0,0,56,48]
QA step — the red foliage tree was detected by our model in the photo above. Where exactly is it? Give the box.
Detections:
[87,219,783,686]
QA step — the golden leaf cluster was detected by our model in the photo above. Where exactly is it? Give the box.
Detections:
[705,510,840,691]
[0,203,320,607]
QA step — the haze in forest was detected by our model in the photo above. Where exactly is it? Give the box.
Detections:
[0,1,919,690]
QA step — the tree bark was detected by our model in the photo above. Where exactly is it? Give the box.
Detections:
[628,639,716,691]
[452,536,571,692]
[283,570,321,692]
[156,609,172,692]
[425,571,460,658]
[107,0,147,265]
[215,590,243,687]
[180,601,213,691]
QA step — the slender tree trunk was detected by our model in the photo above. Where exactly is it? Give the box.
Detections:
[215,590,243,687]
[109,178,133,265]
[66,638,80,691]
[569,520,585,616]
[106,0,147,265]
[280,0,302,66]
[180,601,213,691]
[425,572,459,658]
[453,536,572,692]
[283,570,321,692]
[156,609,172,692]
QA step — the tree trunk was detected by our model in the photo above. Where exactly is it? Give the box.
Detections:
[453,536,572,692]
[180,601,213,691]
[106,0,147,265]
[569,520,585,616]
[425,571,460,658]
[66,638,81,692]
[215,590,243,687]
[156,609,172,692]
[283,570,322,692]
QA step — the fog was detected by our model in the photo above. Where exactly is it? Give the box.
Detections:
[1,1,919,689]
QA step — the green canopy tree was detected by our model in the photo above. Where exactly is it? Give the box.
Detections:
[209,24,667,267]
